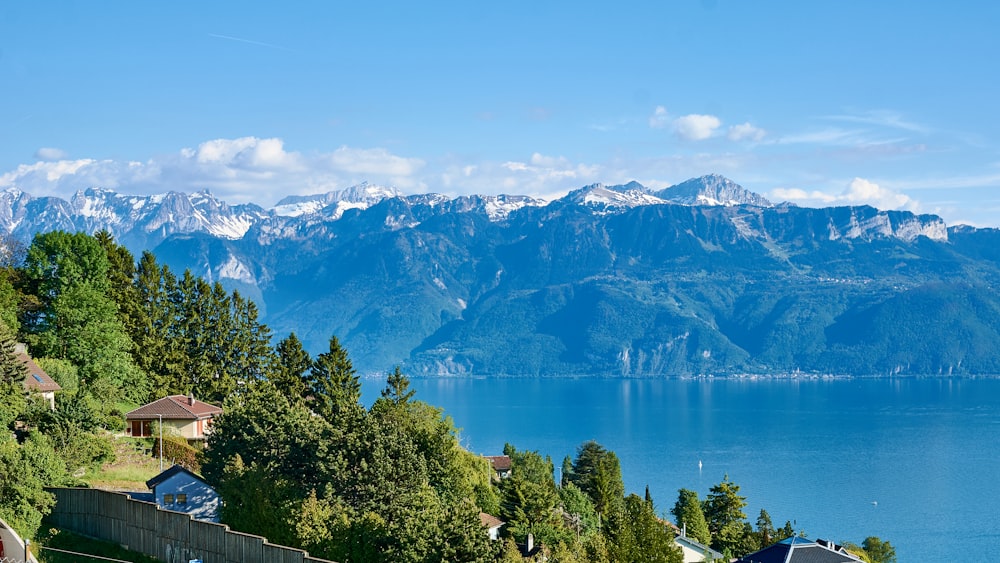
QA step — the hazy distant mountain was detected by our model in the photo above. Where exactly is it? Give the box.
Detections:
[3,175,998,377]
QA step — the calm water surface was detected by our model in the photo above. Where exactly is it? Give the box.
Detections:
[360,377,1000,562]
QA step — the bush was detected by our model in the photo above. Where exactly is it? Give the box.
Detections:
[152,436,200,472]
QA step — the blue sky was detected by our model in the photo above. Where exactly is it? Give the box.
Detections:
[2,1,1000,226]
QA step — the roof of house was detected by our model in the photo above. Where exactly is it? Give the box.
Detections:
[675,533,724,560]
[146,464,210,490]
[479,512,505,530]
[735,536,865,563]
[17,350,61,393]
[126,395,223,421]
[485,455,512,471]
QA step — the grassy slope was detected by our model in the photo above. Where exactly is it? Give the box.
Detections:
[81,438,161,492]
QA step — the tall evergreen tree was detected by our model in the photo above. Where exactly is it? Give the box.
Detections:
[704,475,754,557]
[0,320,27,429]
[273,332,312,404]
[755,508,775,547]
[607,494,682,563]
[94,230,143,337]
[566,440,625,521]
[672,488,711,545]
[308,335,361,421]
[380,365,415,405]
[498,445,564,548]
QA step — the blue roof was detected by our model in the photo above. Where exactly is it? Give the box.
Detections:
[780,536,815,546]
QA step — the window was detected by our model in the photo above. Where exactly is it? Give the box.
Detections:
[177,494,187,505]
[164,494,174,504]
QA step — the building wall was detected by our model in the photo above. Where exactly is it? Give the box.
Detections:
[129,419,209,440]
[154,473,220,523]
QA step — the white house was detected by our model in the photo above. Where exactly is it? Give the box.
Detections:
[479,512,504,541]
[675,532,724,562]
[145,464,220,522]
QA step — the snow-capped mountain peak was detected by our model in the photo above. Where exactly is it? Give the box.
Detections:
[656,174,773,207]
[271,182,402,218]
[563,182,666,212]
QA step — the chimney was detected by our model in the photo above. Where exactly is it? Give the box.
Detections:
[188,393,195,406]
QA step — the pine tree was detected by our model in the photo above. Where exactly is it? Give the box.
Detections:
[308,336,361,421]
[756,508,775,547]
[0,321,27,429]
[380,365,415,405]
[672,488,711,546]
[704,475,752,557]
[274,332,312,404]
[566,440,625,520]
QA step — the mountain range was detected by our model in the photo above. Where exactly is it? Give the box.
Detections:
[3,174,999,377]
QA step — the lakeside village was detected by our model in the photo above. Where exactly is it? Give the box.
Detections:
[9,352,894,563]
[0,231,896,562]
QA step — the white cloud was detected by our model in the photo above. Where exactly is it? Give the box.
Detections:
[770,177,917,212]
[444,152,603,198]
[34,147,68,161]
[824,110,928,134]
[673,114,722,141]
[329,146,424,177]
[727,122,766,142]
[843,177,915,209]
[0,137,426,205]
[648,106,670,129]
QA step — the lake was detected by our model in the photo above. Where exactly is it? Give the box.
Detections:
[361,376,1000,561]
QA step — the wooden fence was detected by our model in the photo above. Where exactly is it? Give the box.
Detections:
[44,488,336,563]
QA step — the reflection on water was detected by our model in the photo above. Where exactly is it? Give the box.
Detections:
[362,376,1000,561]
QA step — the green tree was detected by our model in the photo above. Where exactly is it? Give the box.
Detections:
[755,508,775,547]
[0,431,66,539]
[566,440,624,521]
[273,332,312,404]
[775,520,795,542]
[559,482,599,539]
[606,494,682,563]
[133,252,183,396]
[499,446,565,549]
[23,230,110,304]
[861,536,897,563]
[308,335,361,422]
[94,230,144,341]
[704,475,753,557]
[49,283,148,402]
[381,365,415,405]
[672,488,711,546]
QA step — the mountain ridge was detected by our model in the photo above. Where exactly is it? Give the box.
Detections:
[2,175,995,377]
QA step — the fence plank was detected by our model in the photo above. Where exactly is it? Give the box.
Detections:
[45,488,337,563]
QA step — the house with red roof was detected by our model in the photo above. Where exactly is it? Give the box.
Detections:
[125,394,223,441]
[484,455,512,480]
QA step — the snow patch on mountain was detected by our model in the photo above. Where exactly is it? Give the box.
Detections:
[216,254,256,284]
[565,182,666,213]
[272,182,401,217]
[656,174,773,207]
